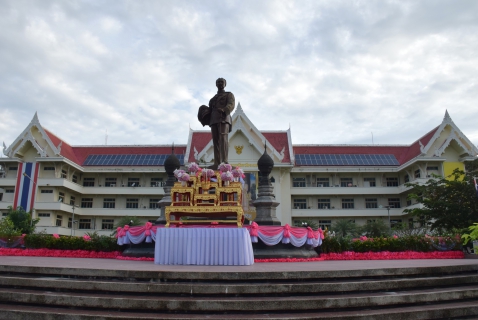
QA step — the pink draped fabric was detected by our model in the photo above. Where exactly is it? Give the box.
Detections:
[117,222,323,248]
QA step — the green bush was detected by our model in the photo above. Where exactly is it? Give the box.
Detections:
[321,234,461,253]
[24,232,122,252]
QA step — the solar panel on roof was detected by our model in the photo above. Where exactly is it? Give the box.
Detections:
[83,154,184,166]
[295,154,399,166]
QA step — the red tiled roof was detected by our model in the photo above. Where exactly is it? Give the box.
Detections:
[262,132,291,163]
[44,129,186,166]
[293,126,441,166]
[44,129,80,165]
[188,132,212,163]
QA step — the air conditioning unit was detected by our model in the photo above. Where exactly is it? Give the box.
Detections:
[317,184,323,187]
[426,175,431,178]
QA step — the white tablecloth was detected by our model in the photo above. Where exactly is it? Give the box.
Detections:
[154,228,254,265]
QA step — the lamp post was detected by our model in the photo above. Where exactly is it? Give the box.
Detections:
[71,205,78,236]
[385,205,393,233]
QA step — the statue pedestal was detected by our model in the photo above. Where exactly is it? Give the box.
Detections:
[252,185,281,226]
[155,184,172,225]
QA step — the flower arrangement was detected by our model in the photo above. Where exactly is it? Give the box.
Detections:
[231,167,245,179]
[178,172,190,182]
[220,171,233,182]
[173,169,185,178]
[202,169,215,178]
[187,162,200,173]
[83,235,91,241]
[218,163,232,173]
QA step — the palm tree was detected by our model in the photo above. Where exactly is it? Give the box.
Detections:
[331,219,357,238]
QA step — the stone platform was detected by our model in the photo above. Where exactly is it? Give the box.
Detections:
[1,256,478,319]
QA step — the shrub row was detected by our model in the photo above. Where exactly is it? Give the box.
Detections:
[24,233,122,252]
[321,235,461,253]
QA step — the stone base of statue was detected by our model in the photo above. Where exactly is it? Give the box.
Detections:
[155,183,172,225]
[252,185,281,226]
[252,240,319,259]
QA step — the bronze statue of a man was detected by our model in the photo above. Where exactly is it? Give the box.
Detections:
[197,78,235,169]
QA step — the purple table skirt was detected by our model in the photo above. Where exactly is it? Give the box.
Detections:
[154,227,254,266]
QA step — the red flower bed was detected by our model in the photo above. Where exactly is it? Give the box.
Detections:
[0,248,464,262]
[0,248,121,259]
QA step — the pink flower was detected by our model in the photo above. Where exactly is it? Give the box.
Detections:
[53,234,60,239]
[83,235,91,241]
[393,235,398,239]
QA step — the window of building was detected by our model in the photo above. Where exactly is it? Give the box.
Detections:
[8,166,18,170]
[390,219,402,228]
[72,175,78,183]
[367,219,376,223]
[340,178,353,187]
[105,178,117,187]
[128,178,140,187]
[317,199,331,209]
[342,198,354,209]
[292,177,306,187]
[427,166,439,171]
[386,177,399,187]
[293,199,307,209]
[102,219,114,230]
[68,218,73,228]
[150,199,160,209]
[56,215,62,227]
[38,213,50,217]
[414,169,421,179]
[2,212,7,217]
[81,198,93,208]
[151,178,163,187]
[319,220,332,230]
[79,219,91,229]
[43,166,55,171]
[408,218,414,228]
[404,174,410,183]
[5,189,14,193]
[388,198,401,208]
[316,178,329,187]
[406,199,412,206]
[363,177,376,187]
[83,178,95,187]
[61,170,67,178]
[0,195,2,201]
[70,196,76,206]
[41,189,53,194]
[103,198,116,208]
[126,198,139,209]
[365,198,378,208]
[58,192,65,203]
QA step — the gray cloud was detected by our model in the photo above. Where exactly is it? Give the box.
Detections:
[0,0,477,150]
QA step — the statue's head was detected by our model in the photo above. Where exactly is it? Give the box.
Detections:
[216,78,226,89]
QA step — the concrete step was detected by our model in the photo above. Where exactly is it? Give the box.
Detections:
[1,285,478,312]
[1,273,478,295]
[1,300,478,320]
[1,260,478,319]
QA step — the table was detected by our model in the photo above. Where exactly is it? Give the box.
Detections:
[154,228,254,265]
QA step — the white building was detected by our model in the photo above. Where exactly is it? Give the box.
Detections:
[1,108,476,235]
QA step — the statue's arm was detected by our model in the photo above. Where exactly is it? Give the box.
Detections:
[224,93,235,115]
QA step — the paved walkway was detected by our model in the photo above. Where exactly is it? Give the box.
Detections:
[1,256,477,273]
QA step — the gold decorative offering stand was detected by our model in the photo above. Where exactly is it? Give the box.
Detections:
[165,172,244,227]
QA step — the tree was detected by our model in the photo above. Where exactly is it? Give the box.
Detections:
[6,206,39,234]
[404,167,478,232]
[359,220,389,237]
[331,219,357,238]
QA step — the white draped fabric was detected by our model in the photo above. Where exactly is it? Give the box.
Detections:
[154,228,254,266]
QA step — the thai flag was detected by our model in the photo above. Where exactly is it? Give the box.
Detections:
[475,177,478,198]
[13,162,39,212]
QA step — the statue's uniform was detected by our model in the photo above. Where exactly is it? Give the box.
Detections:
[208,90,235,168]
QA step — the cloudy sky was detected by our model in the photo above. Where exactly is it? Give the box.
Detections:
[1,0,477,150]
